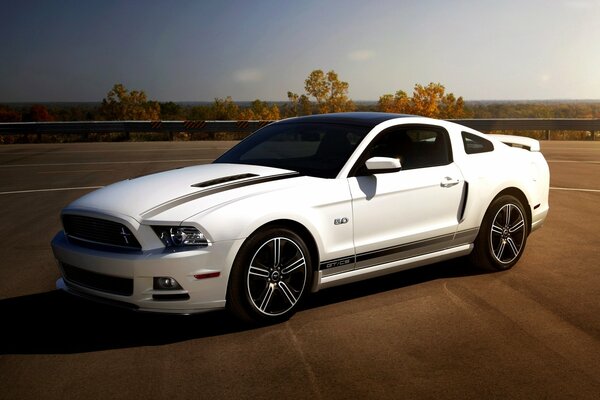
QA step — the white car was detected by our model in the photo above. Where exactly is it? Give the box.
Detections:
[51,113,550,323]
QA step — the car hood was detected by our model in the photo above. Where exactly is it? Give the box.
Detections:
[64,163,299,222]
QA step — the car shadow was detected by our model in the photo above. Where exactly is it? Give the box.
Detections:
[0,290,246,355]
[0,258,484,355]
[302,257,484,310]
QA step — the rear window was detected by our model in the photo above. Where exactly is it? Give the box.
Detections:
[462,132,494,154]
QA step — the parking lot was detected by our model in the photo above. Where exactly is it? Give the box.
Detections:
[0,140,599,399]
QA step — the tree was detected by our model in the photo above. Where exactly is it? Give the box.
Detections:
[325,70,354,113]
[298,94,312,116]
[26,104,54,121]
[377,82,466,118]
[285,91,299,117]
[284,92,312,117]
[238,99,280,120]
[377,90,410,114]
[304,70,329,113]
[159,102,184,120]
[303,69,354,114]
[210,96,240,120]
[0,105,22,122]
[100,83,160,120]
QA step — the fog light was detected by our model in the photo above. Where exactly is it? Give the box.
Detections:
[153,277,183,290]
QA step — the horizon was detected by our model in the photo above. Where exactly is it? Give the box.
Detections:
[2,1,599,102]
[4,99,600,107]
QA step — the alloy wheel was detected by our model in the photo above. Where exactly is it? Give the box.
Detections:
[246,237,307,316]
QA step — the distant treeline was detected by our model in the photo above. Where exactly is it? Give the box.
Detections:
[2,70,599,143]
[3,99,600,123]
[2,68,600,122]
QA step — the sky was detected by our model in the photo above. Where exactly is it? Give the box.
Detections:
[1,0,600,102]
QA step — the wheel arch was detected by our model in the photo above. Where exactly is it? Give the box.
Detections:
[257,219,320,268]
[233,218,321,276]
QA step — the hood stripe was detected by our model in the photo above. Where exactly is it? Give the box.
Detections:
[140,171,299,219]
[192,173,259,188]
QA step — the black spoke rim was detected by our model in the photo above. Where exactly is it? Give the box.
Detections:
[489,203,526,264]
[247,237,307,316]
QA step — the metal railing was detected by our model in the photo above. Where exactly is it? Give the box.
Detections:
[1,119,599,140]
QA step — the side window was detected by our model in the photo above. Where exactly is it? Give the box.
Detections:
[462,131,494,154]
[353,126,452,175]
[404,129,452,169]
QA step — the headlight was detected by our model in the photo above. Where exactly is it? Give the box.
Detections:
[152,226,209,248]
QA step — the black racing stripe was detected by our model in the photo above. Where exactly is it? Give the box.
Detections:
[192,173,259,188]
[454,228,479,242]
[140,171,299,218]
[355,233,456,264]
[319,229,479,271]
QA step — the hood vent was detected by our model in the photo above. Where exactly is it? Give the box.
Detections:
[192,173,259,188]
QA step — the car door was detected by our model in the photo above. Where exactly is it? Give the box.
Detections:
[348,125,465,270]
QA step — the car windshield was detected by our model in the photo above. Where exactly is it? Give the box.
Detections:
[214,122,370,178]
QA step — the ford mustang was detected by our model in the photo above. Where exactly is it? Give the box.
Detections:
[51,113,550,323]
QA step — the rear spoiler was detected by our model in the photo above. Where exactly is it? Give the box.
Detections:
[489,134,540,152]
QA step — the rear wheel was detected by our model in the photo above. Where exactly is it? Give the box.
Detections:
[227,227,312,324]
[470,195,528,271]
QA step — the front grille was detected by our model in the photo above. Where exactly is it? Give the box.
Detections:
[62,214,142,251]
[62,263,134,296]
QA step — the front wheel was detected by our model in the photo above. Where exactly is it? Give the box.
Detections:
[227,227,312,324]
[470,195,529,271]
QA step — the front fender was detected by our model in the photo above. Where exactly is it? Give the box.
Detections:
[183,177,355,265]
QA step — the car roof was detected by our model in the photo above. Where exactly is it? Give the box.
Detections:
[275,112,414,128]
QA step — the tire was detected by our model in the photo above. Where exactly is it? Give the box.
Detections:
[470,195,529,271]
[227,227,313,324]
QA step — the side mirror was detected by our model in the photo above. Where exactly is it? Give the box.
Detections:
[365,157,402,172]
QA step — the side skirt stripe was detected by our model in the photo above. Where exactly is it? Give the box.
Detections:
[319,228,479,271]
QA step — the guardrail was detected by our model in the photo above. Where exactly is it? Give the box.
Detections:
[0,119,598,140]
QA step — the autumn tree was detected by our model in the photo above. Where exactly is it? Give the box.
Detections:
[298,94,312,116]
[100,83,160,120]
[25,104,55,121]
[285,91,299,117]
[0,105,22,122]
[284,91,312,117]
[304,69,354,114]
[378,82,465,118]
[210,96,240,120]
[238,99,280,120]
[378,90,410,114]
[304,70,329,113]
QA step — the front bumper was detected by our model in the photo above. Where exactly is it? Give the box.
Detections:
[51,232,244,314]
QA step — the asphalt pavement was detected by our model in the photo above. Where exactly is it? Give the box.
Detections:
[0,140,599,400]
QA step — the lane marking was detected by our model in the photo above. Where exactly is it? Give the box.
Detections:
[543,146,600,150]
[0,159,212,168]
[550,186,600,193]
[546,160,600,164]
[0,147,232,155]
[0,186,103,195]
[37,169,114,174]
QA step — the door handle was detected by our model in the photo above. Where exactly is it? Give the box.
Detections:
[440,176,460,188]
